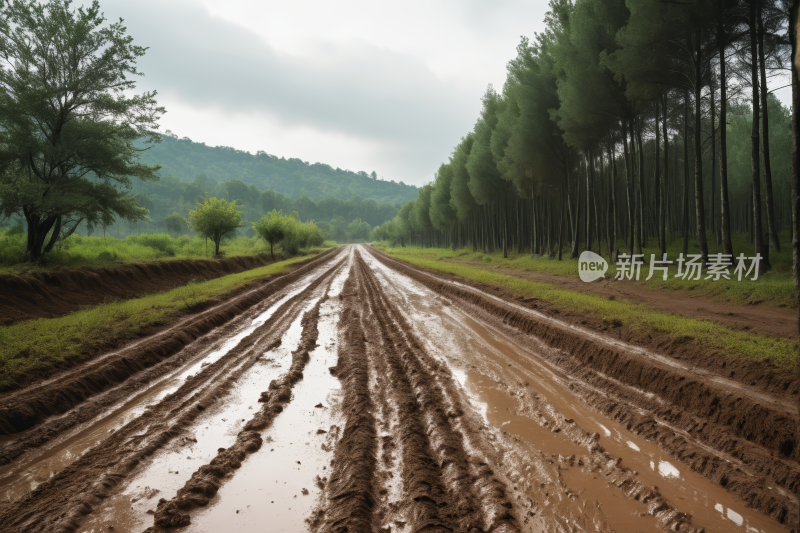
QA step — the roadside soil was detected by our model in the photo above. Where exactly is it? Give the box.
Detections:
[443,257,799,341]
[0,252,305,325]
[380,250,799,398]
[0,247,340,438]
[371,246,799,529]
[0,245,795,533]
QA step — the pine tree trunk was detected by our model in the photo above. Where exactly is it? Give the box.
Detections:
[710,62,718,245]
[717,19,733,257]
[623,118,634,256]
[654,97,662,257]
[585,155,593,253]
[694,28,709,264]
[570,171,582,259]
[591,150,602,257]
[636,116,645,253]
[607,141,618,261]
[790,0,800,334]
[558,184,565,261]
[683,90,690,255]
[758,1,780,252]
[750,1,770,270]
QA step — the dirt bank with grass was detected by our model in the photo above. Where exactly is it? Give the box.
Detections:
[487,261,797,341]
[0,252,323,325]
[0,248,337,394]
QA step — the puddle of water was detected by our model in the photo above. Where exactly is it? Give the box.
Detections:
[78,288,335,533]
[0,258,345,505]
[184,290,346,532]
[359,247,789,533]
[78,355,288,533]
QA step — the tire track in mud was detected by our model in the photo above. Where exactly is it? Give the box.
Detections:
[0,254,345,533]
[320,250,519,532]
[368,247,800,530]
[145,290,330,531]
[0,247,341,440]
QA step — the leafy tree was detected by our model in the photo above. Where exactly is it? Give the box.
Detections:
[410,185,434,246]
[330,215,348,242]
[0,0,164,261]
[252,209,287,259]
[188,197,243,256]
[430,163,458,249]
[163,212,187,235]
[346,218,371,242]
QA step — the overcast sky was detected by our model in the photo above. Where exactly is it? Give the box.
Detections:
[89,0,791,188]
[79,0,547,187]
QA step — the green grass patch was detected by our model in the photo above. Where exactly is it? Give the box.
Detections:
[0,231,309,274]
[376,246,798,371]
[374,230,796,308]
[0,251,323,390]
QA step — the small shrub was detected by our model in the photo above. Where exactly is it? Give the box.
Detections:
[483,257,492,263]
[97,251,118,261]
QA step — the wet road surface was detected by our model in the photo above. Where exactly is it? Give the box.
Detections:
[0,245,793,533]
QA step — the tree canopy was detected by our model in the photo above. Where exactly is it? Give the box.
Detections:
[0,0,164,260]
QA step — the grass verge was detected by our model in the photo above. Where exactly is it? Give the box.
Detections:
[375,230,796,308]
[0,231,331,274]
[376,245,798,371]
[0,251,326,391]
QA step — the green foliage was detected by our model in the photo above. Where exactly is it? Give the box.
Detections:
[163,212,188,236]
[188,197,244,256]
[281,216,325,255]
[346,218,371,242]
[0,0,164,261]
[136,133,417,205]
[430,165,456,231]
[252,209,287,259]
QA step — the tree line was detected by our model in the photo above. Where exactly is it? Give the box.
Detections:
[129,173,394,239]
[373,0,796,278]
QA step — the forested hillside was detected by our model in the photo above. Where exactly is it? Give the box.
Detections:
[136,133,418,205]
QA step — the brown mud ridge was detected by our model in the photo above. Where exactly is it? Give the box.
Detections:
[0,252,344,533]
[0,253,301,326]
[146,295,327,530]
[0,247,340,441]
[371,247,800,529]
[315,250,699,532]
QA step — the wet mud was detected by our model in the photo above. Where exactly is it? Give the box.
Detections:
[0,245,795,532]
[0,247,341,439]
[368,246,799,531]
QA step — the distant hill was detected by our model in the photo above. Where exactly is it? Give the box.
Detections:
[136,133,418,205]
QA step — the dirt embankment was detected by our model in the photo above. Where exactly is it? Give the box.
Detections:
[0,248,341,442]
[370,247,800,529]
[0,253,302,325]
[0,252,344,533]
[483,263,799,341]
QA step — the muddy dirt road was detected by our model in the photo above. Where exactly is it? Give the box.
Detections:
[0,245,796,532]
